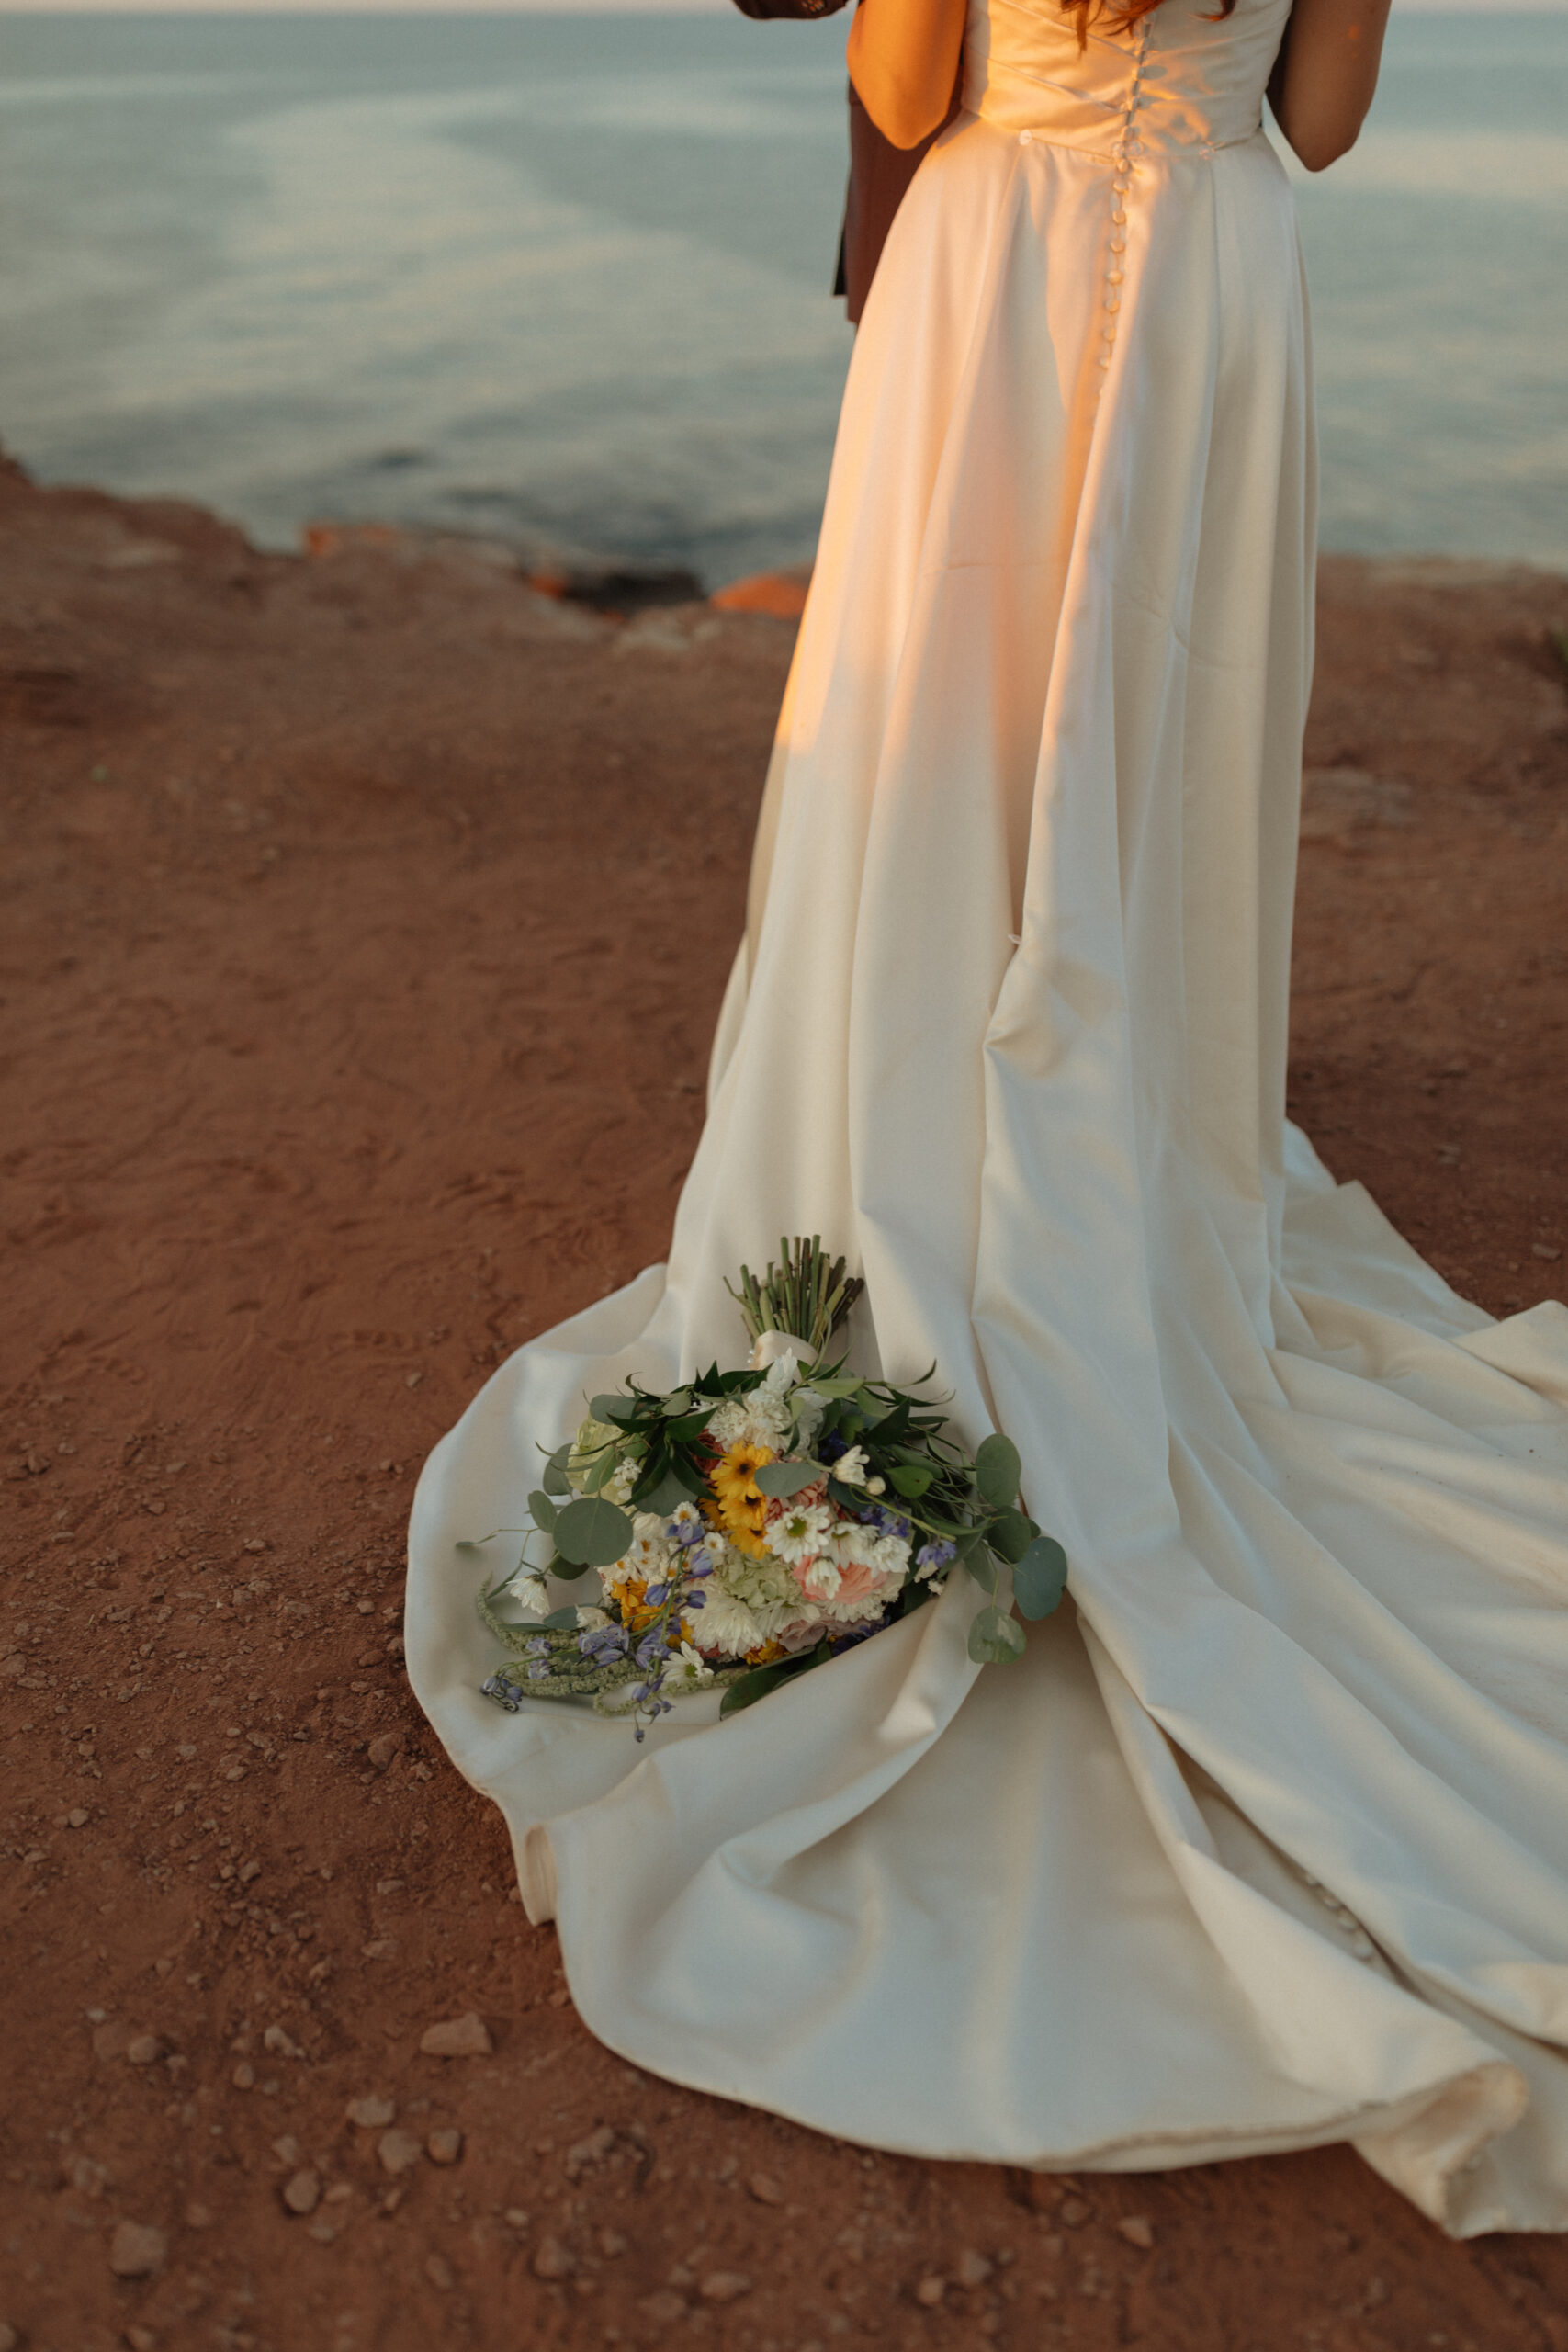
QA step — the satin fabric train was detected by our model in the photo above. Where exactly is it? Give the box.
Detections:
[406,0,1568,2235]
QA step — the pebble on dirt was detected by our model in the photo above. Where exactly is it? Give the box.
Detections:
[427,2128,463,2165]
[107,2220,167,2278]
[1118,2214,1156,2249]
[699,2272,753,2303]
[377,2130,423,2177]
[532,2235,574,2280]
[747,2172,786,2205]
[282,2169,321,2215]
[346,2095,396,2129]
[418,2012,492,2058]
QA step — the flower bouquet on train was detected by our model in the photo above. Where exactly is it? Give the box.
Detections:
[471,1238,1067,1736]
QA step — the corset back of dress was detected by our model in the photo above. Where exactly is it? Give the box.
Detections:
[963,0,1292,155]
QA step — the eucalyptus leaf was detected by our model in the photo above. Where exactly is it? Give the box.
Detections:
[527,1488,558,1534]
[551,1497,635,1570]
[542,1444,573,1497]
[590,1394,639,1429]
[888,1463,933,1499]
[753,1460,822,1499]
[988,1505,1034,1564]
[1014,1534,1068,1620]
[967,1604,1027,1666]
[963,1546,998,1594]
[975,1432,1022,1510]
[540,1607,581,1631]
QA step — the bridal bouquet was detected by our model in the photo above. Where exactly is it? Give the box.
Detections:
[472,1239,1066,1736]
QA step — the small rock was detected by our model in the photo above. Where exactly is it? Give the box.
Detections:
[263,2023,302,2058]
[424,2254,454,2290]
[1533,1243,1561,1262]
[427,2129,463,2166]
[239,1859,261,1883]
[532,2234,574,2280]
[502,2208,531,2231]
[126,2034,162,2066]
[308,2220,337,2245]
[419,2012,491,2059]
[1116,2214,1155,2250]
[108,2220,167,2278]
[955,2249,994,2290]
[282,2170,321,2216]
[271,2136,301,2166]
[345,2096,395,2130]
[367,1732,403,1769]
[127,2327,159,2352]
[639,2291,687,2325]
[1059,2196,1093,2228]
[914,2276,946,2309]
[747,2171,785,2206]
[231,2063,255,2090]
[598,2227,629,2258]
[377,2130,423,2177]
[565,2124,615,2176]
[699,2272,752,2304]
[66,1806,89,1828]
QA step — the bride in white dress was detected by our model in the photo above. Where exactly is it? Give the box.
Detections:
[406,0,1568,2237]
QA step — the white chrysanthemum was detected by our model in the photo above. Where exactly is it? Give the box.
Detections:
[867,1532,912,1582]
[502,1567,549,1614]
[833,1443,870,1487]
[770,1500,836,1567]
[573,1605,611,1630]
[668,1640,715,1687]
[704,1396,749,1450]
[797,1553,842,1602]
[688,1585,767,1658]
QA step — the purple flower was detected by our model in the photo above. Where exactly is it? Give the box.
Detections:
[917,1539,957,1574]
[671,1519,704,1548]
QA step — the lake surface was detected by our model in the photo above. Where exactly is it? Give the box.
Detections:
[1,8,1563,584]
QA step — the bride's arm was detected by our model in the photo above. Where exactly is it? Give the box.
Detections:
[1267,0,1393,172]
[847,0,966,150]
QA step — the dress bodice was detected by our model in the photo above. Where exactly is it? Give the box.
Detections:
[963,0,1293,156]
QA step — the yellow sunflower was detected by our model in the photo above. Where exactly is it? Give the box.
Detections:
[707,1441,774,1557]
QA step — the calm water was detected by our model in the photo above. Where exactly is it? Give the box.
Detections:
[0,9,1564,583]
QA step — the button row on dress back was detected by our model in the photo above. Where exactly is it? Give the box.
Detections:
[1099,16,1151,370]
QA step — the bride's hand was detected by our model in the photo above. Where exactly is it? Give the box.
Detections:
[847,0,966,148]
[1267,0,1393,171]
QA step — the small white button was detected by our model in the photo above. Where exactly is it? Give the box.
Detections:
[1111,207,1127,225]
[1112,175,1130,194]
[1104,294,1120,312]
[1110,233,1126,252]
[1020,130,1033,145]
[1097,354,1111,368]
[1107,266,1124,283]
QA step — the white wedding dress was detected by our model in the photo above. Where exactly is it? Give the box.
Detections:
[406,0,1568,2237]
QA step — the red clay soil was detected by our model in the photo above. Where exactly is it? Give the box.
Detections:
[3,450,1567,2352]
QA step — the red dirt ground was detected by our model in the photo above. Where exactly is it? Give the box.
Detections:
[3,453,1566,2352]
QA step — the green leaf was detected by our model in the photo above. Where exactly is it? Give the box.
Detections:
[666,1406,718,1442]
[1013,1534,1068,1621]
[551,1498,635,1570]
[527,1488,558,1534]
[967,1605,1026,1666]
[753,1460,820,1499]
[888,1463,933,1499]
[988,1506,1034,1564]
[963,1546,998,1594]
[975,1433,1022,1510]
[590,1394,640,1429]
[634,1465,694,1517]
[717,1650,824,1719]
[542,1444,573,1497]
[539,1607,580,1631]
